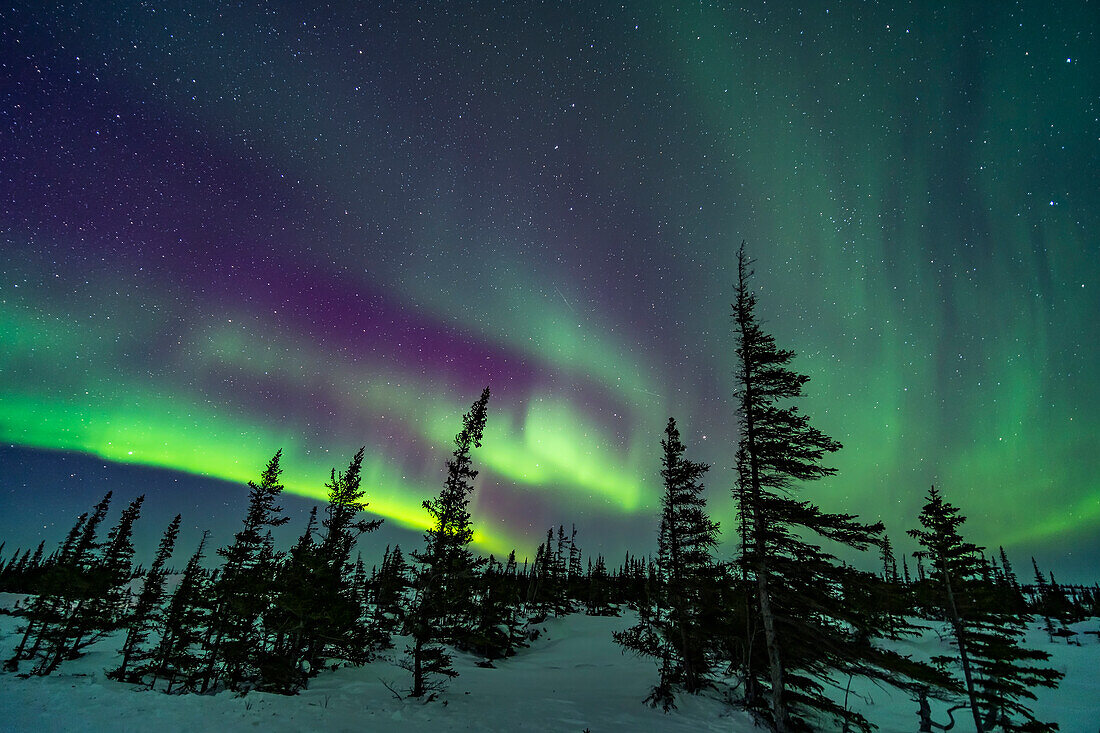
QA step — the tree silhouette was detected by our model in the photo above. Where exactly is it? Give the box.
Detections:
[615,417,719,710]
[405,387,490,698]
[731,244,908,733]
[111,513,182,682]
[202,450,290,692]
[4,504,92,672]
[151,531,212,694]
[909,486,1061,733]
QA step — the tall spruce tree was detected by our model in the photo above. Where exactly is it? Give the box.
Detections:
[554,525,570,614]
[567,525,584,603]
[112,514,182,682]
[262,506,322,692]
[615,417,720,710]
[151,531,212,694]
[529,527,558,617]
[313,447,384,668]
[405,387,490,698]
[1030,558,1058,641]
[731,244,914,732]
[202,450,290,692]
[909,486,1062,733]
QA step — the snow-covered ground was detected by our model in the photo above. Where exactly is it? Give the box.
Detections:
[0,594,1096,732]
[843,620,1099,733]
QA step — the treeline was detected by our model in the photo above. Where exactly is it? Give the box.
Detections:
[0,246,1091,732]
[0,391,641,697]
[0,386,696,701]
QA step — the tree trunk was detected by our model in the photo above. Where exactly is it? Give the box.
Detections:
[743,377,787,731]
[940,558,984,733]
[411,636,424,698]
[757,566,788,733]
[5,613,43,669]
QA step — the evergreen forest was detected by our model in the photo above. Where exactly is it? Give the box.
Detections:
[1,249,1094,733]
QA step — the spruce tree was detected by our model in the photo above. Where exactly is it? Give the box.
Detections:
[529,528,558,618]
[731,244,914,732]
[468,554,519,661]
[585,554,615,617]
[554,525,570,615]
[202,450,289,692]
[311,447,384,668]
[567,525,584,603]
[5,508,89,671]
[42,494,146,672]
[151,532,212,694]
[0,541,46,594]
[877,533,906,639]
[262,507,324,692]
[373,544,410,635]
[993,547,1027,617]
[0,544,12,592]
[908,486,1062,733]
[615,417,719,710]
[499,550,529,652]
[112,514,182,682]
[320,449,383,566]
[404,387,490,698]
[28,541,44,568]
[348,552,390,658]
[18,491,115,674]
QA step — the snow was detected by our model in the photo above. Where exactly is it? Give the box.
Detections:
[842,620,1100,733]
[1,594,1096,732]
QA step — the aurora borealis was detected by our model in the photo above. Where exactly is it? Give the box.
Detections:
[1,2,1097,578]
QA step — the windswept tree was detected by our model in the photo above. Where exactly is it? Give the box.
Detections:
[616,417,719,710]
[202,450,290,692]
[41,494,146,672]
[405,386,490,698]
[151,532,212,694]
[731,244,917,732]
[0,541,47,594]
[995,547,1028,616]
[13,491,134,676]
[4,504,92,671]
[909,486,1062,733]
[320,448,384,570]
[111,513,182,682]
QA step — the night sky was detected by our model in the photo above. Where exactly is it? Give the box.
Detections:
[2,3,1097,580]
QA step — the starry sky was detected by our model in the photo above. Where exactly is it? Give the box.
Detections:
[1,2,1097,580]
